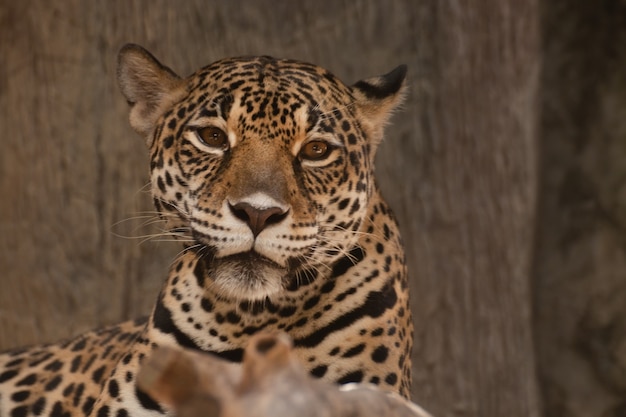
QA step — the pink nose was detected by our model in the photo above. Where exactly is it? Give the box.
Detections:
[229,202,288,236]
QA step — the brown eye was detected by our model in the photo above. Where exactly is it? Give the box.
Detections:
[300,140,331,160]
[196,127,229,150]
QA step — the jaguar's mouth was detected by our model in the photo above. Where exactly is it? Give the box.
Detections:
[199,249,289,300]
[221,250,284,271]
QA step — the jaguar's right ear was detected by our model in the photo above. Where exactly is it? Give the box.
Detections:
[117,44,187,143]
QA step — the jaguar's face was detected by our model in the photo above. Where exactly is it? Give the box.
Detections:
[149,58,374,300]
[117,46,406,301]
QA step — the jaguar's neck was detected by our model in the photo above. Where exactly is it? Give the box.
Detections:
[143,192,401,358]
[142,248,330,357]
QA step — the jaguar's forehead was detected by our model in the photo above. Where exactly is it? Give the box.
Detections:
[176,56,359,149]
[187,56,354,113]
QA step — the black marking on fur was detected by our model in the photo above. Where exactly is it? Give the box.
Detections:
[11,390,30,402]
[201,297,214,312]
[135,386,163,413]
[320,279,336,294]
[278,306,297,317]
[371,327,384,337]
[82,396,95,415]
[44,360,63,372]
[28,352,53,367]
[91,366,106,384]
[337,370,364,384]
[44,375,62,391]
[73,383,84,407]
[108,379,120,398]
[306,106,320,131]
[194,258,206,288]
[15,374,37,386]
[5,358,24,367]
[10,405,28,417]
[330,247,365,278]
[71,338,87,352]
[0,369,18,383]
[310,365,328,378]
[152,297,202,351]
[342,343,366,358]
[81,354,96,373]
[294,280,397,348]
[218,94,234,119]
[373,345,390,363]
[32,397,46,415]
[353,65,407,99]
[303,295,320,310]
[211,348,244,363]
[199,107,218,119]
[286,267,318,291]
[50,401,65,417]
[96,405,110,417]
[385,372,398,386]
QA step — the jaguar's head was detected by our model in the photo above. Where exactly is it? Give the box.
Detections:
[117,44,406,301]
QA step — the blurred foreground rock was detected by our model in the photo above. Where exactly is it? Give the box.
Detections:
[137,333,433,417]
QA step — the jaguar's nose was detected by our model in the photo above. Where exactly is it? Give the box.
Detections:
[229,201,289,237]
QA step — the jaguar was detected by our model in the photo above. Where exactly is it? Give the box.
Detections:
[0,44,413,417]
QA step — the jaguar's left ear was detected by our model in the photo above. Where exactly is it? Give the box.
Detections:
[117,44,187,144]
[351,65,408,147]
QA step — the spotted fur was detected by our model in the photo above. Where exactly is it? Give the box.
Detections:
[0,44,413,417]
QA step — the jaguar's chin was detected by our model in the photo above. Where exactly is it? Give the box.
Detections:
[205,251,288,301]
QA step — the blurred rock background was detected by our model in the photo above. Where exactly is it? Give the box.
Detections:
[1,1,625,416]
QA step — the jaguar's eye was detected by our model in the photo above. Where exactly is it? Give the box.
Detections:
[196,127,229,150]
[300,140,331,161]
